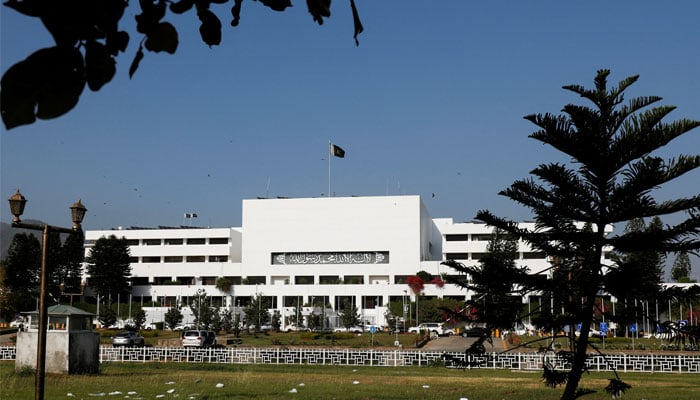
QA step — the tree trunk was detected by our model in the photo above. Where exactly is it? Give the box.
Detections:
[560,295,596,400]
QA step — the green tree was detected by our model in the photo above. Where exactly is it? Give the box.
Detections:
[244,294,270,332]
[1,0,364,129]
[1,232,40,317]
[671,251,694,283]
[57,230,86,297]
[340,300,360,329]
[605,217,667,326]
[164,307,183,330]
[133,308,147,330]
[99,306,117,328]
[215,277,233,292]
[460,70,700,400]
[190,289,216,329]
[271,310,281,331]
[219,308,234,332]
[444,228,525,332]
[85,235,132,299]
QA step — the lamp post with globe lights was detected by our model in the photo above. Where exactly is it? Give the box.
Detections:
[8,190,87,400]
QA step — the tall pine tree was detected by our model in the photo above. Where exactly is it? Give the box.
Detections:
[460,70,700,400]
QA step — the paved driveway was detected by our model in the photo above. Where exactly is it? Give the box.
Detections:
[420,335,504,353]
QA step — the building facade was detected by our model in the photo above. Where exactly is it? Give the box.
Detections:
[84,195,559,328]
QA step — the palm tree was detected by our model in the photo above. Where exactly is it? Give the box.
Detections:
[473,70,700,400]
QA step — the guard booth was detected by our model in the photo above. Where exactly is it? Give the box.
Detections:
[16,305,99,374]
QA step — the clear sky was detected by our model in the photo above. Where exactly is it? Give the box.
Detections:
[1,2,699,272]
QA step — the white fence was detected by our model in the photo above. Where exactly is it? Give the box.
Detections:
[1,346,699,373]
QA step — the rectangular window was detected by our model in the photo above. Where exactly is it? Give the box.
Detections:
[143,239,161,246]
[130,277,148,285]
[186,256,205,262]
[225,276,242,285]
[295,276,314,285]
[343,275,364,284]
[471,234,493,241]
[394,275,409,284]
[319,275,340,284]
[209,255,228,262]
[125,239,139,246]
[164,256,183,263]
[471,252,487,260]
[129,257,139,263]
[209,238,229,245]
[445,234,469,241]
[142,256,160,263]
[187,238,206,245]
[165,238,183,245]
[176,276,195,285]
[445,253,469,260]
[284,296,304,307]
[201,276,216,285]
[244,276,266,285]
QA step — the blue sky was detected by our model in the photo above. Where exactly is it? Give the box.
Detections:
[1,1,699,272]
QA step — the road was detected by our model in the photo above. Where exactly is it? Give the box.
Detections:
[420,335,505,353]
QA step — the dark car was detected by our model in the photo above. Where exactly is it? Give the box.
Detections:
[461,327,490,338]
[112,331,145,347]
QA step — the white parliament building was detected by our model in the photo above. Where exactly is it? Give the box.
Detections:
[84,195,556,328]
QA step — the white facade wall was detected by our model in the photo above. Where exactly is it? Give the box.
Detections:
[83,195,576,327]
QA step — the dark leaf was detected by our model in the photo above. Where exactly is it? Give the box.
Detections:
[256,0,292,12]
[169,0,194,14]
[542,364,568,388]
[1,61,38,129]
[604,378,631,398]
[85,41,116,91]
[230,0,243,26]
[198,9,222,47]
[350,0,363,46]
[35,47,85,119]
[105,30,130,56]
[129,46,144,78]
[136,0,167,34]
[144,22,179,54]
[1,46,85,129]
[306,0,330,25]
[3,0,43,17]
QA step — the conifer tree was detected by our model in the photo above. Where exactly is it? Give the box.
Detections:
[458,70,700,400]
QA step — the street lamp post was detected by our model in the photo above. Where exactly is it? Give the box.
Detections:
[59,280,86,306]
[8,190,86,400]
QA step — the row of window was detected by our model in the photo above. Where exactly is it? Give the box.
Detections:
[125,237,230,246]
[136,294,468,311]
[444,252,611,260]
[445,234,496,242]
[130,255,229,263]
[444,252,546,260]
[127,275,465,286]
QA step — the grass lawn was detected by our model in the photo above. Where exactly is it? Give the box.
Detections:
[2,361,699,400]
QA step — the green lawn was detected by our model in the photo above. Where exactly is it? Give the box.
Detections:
[2,361,699,400]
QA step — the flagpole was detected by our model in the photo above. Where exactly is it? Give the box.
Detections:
[328,140,332,197]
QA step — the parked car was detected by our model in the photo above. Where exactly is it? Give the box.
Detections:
[9,318,25,329]
[112,331,145,347]
[181,330,216,347]
[408,323,453,336]
[334,326,364,333]
[284,324,309,332]
[461,326,490,338]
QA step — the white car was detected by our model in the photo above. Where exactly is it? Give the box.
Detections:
[334,326,364,333]
[408,323,452,336]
